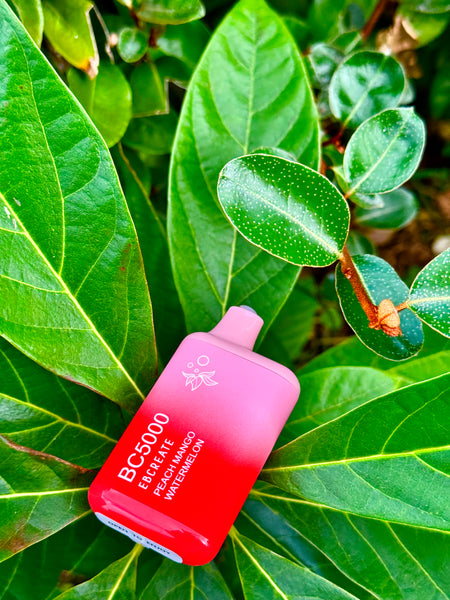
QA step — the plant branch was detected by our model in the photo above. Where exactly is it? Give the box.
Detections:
[361,0,391,41]
[339,247,403,337]
[340,246,379,325]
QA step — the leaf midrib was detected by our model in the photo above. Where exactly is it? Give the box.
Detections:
[0,193,145,400]
[225,177,340,258]
[0,392,118,444]
[263,443,449,472]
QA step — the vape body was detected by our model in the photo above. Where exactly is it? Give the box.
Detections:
[88,307,299,565]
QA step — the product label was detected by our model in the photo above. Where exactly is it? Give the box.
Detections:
[95,513,182,563]
[117,412,205,503]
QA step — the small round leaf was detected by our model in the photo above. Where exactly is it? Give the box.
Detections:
[343,108,426,195]
[355,187,419,229]
[117,27,148,63]
[217,154,350,267]
[408,248,450,337]
[336,254,424,360]
[329,51,405,128]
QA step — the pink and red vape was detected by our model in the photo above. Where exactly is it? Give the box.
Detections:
[88,306,299,565]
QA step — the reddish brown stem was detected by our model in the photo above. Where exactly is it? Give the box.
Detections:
[339,246,379,326]
[361,0,391,41]
[395,301,409,312]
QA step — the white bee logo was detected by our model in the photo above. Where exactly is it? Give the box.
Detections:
[182,355,218,391]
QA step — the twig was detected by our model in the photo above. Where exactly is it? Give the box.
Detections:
[361,0,391,41]
[339,246,379,325]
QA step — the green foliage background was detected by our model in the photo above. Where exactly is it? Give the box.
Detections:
[0,0,449,598]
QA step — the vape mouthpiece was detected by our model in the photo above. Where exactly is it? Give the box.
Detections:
[208,305,264,350]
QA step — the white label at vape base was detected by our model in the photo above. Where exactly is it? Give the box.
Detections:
[95,513,182,563]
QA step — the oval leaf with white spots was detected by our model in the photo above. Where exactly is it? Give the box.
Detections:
[217,154,350,267]
[407,248,450,337]
[329,51,405,128]
[343,108,426,195]
[336,254,424,360]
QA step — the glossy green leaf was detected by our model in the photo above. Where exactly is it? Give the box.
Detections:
[355,187,419,229]
[68,63,132,147]
[117,27,148,63]
[0,513,135,600]
[263,373,450,530]
[307,0,377,41]
[407,248,450,337]
[401,0,450,13]
[336,254,424,360]
[0,436,93,562]
[388,349,450,383]
[346,230,375,255]
[0,337,125,468]
[54,544,142,599]
[168,0,320,333]
[42,0,98,76]
[329,51,405,128]
[158,21,210,70]
[218,154,349,266]
[308,43,344,88]
[333,165,384,209]
[235,501,369,600]
[250,484,450,600]
[232,531,357,600]
[251,146,297,161]
[112,145,185,361]
[10,0,43,45]
[130,62,168,117]
[279,366,399,444]
[0,5,156,411]
[136,0,205,24]
[344,108,426,195]
[123,111,178,156]
[140,560,234,599]
[399,7,450,46]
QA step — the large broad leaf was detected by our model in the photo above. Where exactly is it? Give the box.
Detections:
[218,155,350,267]
[0,436,93,562]
[402,0,450,13]
[136,0,205,24]
[168,0,320,333]
[343,108,426,195]
[9,0,43,45]
[336,254,424,360]
[249,484,450,600]
[278,365,400,445]
[112,146,185,362]
[42,0,98,76]
[0,3,156,412]
[0,513,135,599]
[407,248,450,338]
[263,374,450,530]
[329,51,405,128]
[140,560,234,599]
[231,530,357,600]
[235,500,370,600]
[0,337,125,469]
[158,21,210,71]
[54,545,142,599]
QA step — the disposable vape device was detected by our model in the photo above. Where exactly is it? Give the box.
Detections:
[88,306,300,565]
